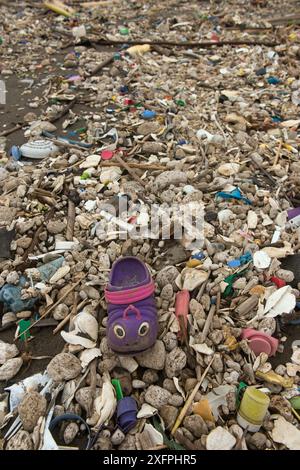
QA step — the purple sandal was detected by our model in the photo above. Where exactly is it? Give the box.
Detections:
[105,257,158,355]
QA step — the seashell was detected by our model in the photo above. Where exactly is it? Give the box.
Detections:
[49,265,70,284]
[61,311,98,349]
[79,348,101,369]
[0,393,8,427]
[139,423,163,450]
[206,426,236,450]
[91,372,116,429]
[137,403,158,419]
[190,342,214,355]
[264,285,296,317]
[0,357,23,380]
[76,214,94,229]
[218,209,234,226]
[64,422,79,445]
[176,267,209,291]
[0,340,19,365]
[100,167,122,184]
[272,416,300,450]
[80,154,101,169]
[291,348,300,365]
[20,140,58,160]
[286,362,300,377]
[247,210,258,229]
[217,163,240,176]
[75,387,95,416]
[61,380,77,405]
[2,312,17,326]
[253,251,271,269]
[47,353,81,382]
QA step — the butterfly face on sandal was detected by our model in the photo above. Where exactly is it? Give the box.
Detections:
[105,257,158,355]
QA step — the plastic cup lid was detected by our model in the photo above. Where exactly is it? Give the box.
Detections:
[249,336,272,356]
[117,397,137,418]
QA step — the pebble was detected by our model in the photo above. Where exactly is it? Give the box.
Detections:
[144,385,172,409]
[183,415,209,437]
[165,347,187,378]
[47,353,82,382]
[136,340,166,370]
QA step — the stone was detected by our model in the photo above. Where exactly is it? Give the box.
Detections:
[162,332,178,351]
[53,303,69,321]
[145,385,172,409]
[156,266,180,288]
[247,432,267,450]
[18,391,47,432]
[136,340,166,370]
[47,353,82,382]
[63,422,79,445]
[137,122,160,135]
[142,369,159,384]
[0,358,23,380]
[165,347,187,378]
[154,170,187,191]
[46,220,66,235]
[16,311,32,319]
[159,405,178,430]
[183,415,208,437]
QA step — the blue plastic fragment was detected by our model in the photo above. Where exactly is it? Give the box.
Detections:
[119,85,129,94]
[10,145,22,160]
[271,115,282,123]
[191,252,205,261]
[228,251,252,268]
[216,187,252,205]
[267,76,281,85]
[227,259,241,268]
[141,110,156,120]
[177,139,187,145]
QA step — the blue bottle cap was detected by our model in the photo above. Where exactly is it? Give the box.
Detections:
[141,110,156,120]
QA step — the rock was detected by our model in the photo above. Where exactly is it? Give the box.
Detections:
[183,415,208,437]
[159,405,178,430]
[206,427,236,450]
[168,394,184,407]
[53,303,69,321]
[16,237,32,249]
[46,220,66,235]
[142,142,164,154]
[154,170,187,190]
[137,122,160,135]
[0,358,23,380]
[136,340,166,370]
[145,385,172,409]
[165,347,187,378]
[64,422,79,445]
[142,370,159,384]
[47,353,81,382]
[6,271,19,285]
[83,286,100,300]
[162,332,178,351]
[80,154,101,169]
[6,430,33,450]
[0,341,19,365]
[18,391,47,432]
[156,266,180,288]
[247,432,267,450]
[160,284,173,300]
[16,310,32,319]
[2,312,17,326]
[119,434,137,450]
[132,379,146,389]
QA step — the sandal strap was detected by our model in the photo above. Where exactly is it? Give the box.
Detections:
[105,280,155,305]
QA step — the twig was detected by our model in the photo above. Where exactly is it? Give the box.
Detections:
[249,154,277,185]
[100,160,166,171]
[273,140,283,167]
[15,274,87,340]
[200,304,216,343]
[90,55,115,76]
[69,292,78,331]
[92,38,278,48]
[113,153,146,187]
[196,269,211,302]
[66,199,76,241]
[21,208,55,262]
[0,124,22,137]
[171,355,215,435]
[52,298,87,335]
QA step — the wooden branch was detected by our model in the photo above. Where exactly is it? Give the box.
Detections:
[66,199,75,241]
[90,55,115,76]
[200,304,216,343]
[113,153,146,187]
[0,124,22,137]
[92,38,278,48]
[171,355,215,435]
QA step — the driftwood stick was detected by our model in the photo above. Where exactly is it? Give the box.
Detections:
[171,355,215,435]
[66,199,76,241]
[113,153,146,187]
[90,55,115,76]
[0,124,22,137]
[92,39,278,48]
[53,298,87,335]
[100,160,166,171]
[15,275,87,340]
[201,304,216,343]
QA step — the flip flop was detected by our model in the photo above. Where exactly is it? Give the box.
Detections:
[105,256,158,355]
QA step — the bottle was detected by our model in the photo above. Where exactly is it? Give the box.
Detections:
[237,386,270,432]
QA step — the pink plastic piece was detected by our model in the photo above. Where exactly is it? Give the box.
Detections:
[175,290,190,334]
[241,328,278,357]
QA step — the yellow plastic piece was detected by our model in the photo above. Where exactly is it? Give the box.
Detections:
[193,399,215,422]
[44,1,74,17]
[238,387,270,426]
[255,370,294,388]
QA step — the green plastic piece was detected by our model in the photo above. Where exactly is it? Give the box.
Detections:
[0,37,3,45]
[290,396,300,410]
[119,27,129,35]
[236,381,247,407]
[175,99,186,107]
[19,319,31,342]
[112,379,123,401]
[80,170,90,180]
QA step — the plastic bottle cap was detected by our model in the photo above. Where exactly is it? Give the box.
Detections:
[117,397,137,433]
[141,110,156,120]
[248,337,272,356]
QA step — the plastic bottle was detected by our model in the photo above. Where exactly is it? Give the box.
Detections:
[237,387,270,432]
